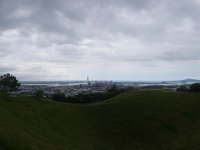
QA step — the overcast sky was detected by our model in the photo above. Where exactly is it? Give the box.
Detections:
[0,0,200,81]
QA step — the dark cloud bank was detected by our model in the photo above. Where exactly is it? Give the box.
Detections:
[0,0,200,80]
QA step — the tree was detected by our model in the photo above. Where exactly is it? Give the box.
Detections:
[0,73,20,94]
[52,92,67,102]
[34,89,44,99]
[189,83,200,92]
[176,85,188,92]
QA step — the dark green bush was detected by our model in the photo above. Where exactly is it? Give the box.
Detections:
[52,92,67,102]
[34,89,44,99]
[176,85,188,92]
[189,83,200,92]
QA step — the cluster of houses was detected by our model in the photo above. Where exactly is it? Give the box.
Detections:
[9,80,183,98]
[10,81,134,98]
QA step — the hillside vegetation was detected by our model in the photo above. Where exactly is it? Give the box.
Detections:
[0,90,200,150]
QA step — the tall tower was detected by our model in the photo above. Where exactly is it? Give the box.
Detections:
[87,76,89,82]
[87,75,91,86]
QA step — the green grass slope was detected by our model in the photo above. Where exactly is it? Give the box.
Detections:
[0,90,200,150]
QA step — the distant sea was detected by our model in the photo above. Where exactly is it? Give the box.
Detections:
[20,79,200,87]
[21,81,90,87]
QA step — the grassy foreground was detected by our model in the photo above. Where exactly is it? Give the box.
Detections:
[0,90,200,150]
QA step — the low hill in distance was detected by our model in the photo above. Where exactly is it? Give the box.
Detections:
[0,90,200,150]
[166,78,200,85]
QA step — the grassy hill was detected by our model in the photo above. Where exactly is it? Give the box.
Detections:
[0,90,200,150]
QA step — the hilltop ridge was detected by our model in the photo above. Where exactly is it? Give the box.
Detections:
[0,90,200,149]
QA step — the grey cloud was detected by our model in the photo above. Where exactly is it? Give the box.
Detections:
[161,50,200,61]
[0,67,16,74]
[0,0,200,80]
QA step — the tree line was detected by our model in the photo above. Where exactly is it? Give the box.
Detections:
[176,83,200,93]
[51,88,129,103]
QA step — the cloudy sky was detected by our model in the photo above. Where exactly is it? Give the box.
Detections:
[0,0,200,81]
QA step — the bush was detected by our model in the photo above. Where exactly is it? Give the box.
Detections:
[34,89,44,99]
[52,92,67,102]
[189,83,200,92]
[176,85,188,92]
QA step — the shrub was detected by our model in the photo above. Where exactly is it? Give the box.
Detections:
[52,92,67,102]
[189,83,200,92]
[176,85,188,92]
[34,89,44,99]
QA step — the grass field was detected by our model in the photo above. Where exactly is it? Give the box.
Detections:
[0,90,200,150]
